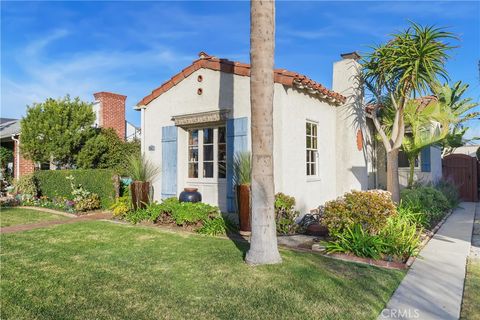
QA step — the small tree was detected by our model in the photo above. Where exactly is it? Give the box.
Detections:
[363,23,456,202]
[77,128,140,175]
[20,96,96,167]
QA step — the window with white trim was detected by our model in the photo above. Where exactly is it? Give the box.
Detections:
[188,126,226,179]
[306,121,318,176]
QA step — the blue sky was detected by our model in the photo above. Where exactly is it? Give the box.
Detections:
[1,1,479,136]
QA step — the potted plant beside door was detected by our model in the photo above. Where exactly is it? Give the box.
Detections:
[233,151,252,236]
[128,154,160,210]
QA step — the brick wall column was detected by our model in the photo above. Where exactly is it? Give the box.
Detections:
[13,138,35,179]
[93,92,127,141]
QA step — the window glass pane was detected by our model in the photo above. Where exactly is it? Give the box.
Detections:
[313,137,317,149]
[218,162,226,178]
[306,123,311,135]
[218,127,226,143]
[398,151,410,168]
[189,130,198,145]
[218,144,226,162]
[306,136,311,148]
[311,163,316,175]
[204,145,214,161]
[204,128,214,144]
[204,162,214,178]
[189,163,198,178]
[312,123,317,136]
[189,146,198,162]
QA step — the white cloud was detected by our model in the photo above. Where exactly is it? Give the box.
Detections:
[1,29,194,124]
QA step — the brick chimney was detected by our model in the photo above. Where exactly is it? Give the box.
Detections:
[93,92,127,140]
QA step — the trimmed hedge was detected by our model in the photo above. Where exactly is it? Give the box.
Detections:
[34,169,118,208]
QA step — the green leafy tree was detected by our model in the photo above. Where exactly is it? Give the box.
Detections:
[363,23,456,202]
[434,81,479,156]
[77,128,140,175]
[20,96,96,167]
[0,146,13,170]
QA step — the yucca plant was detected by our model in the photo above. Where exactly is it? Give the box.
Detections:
[127,153,160,210]
[233,151,251,186]
[128,154,160,182]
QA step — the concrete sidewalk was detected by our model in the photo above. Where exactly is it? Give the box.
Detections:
[378,202,476,320]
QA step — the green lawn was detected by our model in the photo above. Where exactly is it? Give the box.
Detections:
[0,221,405,320]
[461,258,480,320]
[0,207,70,227]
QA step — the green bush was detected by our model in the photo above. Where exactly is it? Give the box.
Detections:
[35,169,117,208]
[77,128,140,176]
[326,218,422,262]
[275,192,299,235]
[197,216,235,236]
[110,195,132,217]
[74,194,101,212]
[379,215,422,261]
[400,185,450,228]
[323,190,397,235]
[326,224,384,260]
[434,179,460,208]
[14,174,38,199]
[122,197,233,236]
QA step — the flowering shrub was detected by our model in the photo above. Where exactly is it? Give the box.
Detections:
[322,190,397,236]
[110,195,132,217]
[66,175,100,212]
[13,174,38,201]
[0,197,20,207]
[275,193,299,235]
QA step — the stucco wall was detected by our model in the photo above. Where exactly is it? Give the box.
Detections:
[142,63,364,213]
[332,58,369,196]
[277,87,338,213]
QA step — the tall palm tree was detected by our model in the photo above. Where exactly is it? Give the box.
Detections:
[245,0,282,265]
[363,23,456,202]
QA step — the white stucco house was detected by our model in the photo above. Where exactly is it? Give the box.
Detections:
[136,51,441,214]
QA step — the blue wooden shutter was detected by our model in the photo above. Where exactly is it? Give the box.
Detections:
[421,147,431,172]
[226,117,249,212]
[161,126,178,199]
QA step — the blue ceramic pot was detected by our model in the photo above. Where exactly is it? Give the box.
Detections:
[179,188,202,203]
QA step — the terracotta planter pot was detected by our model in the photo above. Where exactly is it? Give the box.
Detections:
[131,181,150,210]
[236,184,251,235]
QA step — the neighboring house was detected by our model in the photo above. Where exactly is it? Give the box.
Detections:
[137,51,443,214]
[0,91,140,179]
[366,96,443,189]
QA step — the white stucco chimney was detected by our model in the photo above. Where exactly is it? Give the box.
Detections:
[332,52,368,195]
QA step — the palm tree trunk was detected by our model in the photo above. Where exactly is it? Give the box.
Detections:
[245,0,281,266]
[386,148,401,203]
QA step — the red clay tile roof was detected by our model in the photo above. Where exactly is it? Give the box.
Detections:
[137,52,346,107]
[365,96,438,114]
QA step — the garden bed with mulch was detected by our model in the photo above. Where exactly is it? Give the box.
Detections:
[277,209,453,270]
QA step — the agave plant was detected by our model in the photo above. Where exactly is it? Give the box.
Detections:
[127,154,160,182]
[233,151,251,186]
